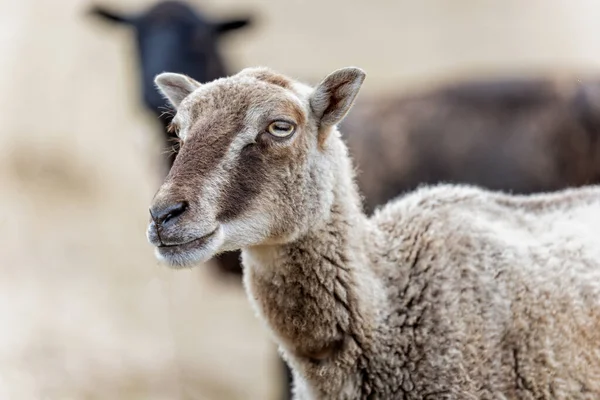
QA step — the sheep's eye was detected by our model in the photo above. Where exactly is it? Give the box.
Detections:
[267,121,295,138]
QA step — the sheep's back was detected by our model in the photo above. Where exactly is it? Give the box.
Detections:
[367,184,600,398]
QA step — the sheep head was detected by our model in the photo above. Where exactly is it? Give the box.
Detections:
[147,66,366,267]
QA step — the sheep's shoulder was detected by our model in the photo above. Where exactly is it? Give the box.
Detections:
[371,184,492,247]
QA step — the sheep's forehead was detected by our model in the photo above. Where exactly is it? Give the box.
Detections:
[177,77,310,139]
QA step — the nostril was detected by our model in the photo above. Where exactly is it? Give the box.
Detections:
[163,201,188,224]
[150,201,189,226]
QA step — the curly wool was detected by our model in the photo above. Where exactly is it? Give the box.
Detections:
[244,164,600,399]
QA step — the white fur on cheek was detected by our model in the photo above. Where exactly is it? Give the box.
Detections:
[224,127,257,165]
[220,212,274,252]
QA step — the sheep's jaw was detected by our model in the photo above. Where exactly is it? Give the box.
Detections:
[147,223,225,268]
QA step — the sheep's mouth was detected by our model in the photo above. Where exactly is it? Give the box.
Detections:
[157,228,218,254]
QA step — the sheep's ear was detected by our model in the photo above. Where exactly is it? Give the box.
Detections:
[310,67,366,128]
[88,5,133,25]
[214,17,252,34]
[155,73,202,108]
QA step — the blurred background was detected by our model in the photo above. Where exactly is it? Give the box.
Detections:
[2,0,600,399]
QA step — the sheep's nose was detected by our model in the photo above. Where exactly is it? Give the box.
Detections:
[149,201,188,228]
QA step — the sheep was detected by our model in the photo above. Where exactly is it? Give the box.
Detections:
[146,66,600,399]
[89,1,252,168]
[344,76,600,214]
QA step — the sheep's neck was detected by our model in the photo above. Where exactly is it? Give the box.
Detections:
[242,185,380,365]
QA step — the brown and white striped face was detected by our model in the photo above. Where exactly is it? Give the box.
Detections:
[147,66,365,267]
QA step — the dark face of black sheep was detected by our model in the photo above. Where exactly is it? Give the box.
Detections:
[90,1,251,129]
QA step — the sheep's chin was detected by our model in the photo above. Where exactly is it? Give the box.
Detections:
[154,227,225,268]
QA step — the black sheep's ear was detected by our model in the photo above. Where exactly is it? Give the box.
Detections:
[88,5,133,25]
[214,17,252,34]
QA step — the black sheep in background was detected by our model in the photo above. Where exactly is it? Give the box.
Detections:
[90,1,251,168]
